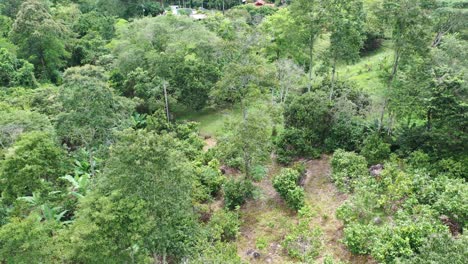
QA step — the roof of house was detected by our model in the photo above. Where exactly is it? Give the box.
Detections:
[255,0,265,6]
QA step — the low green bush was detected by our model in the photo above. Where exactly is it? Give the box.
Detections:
[275,128,320,164]
[283,210,322,261]
[251,165,267,182]
[398,233,468,264]
[370,214,447,263]
[331,149,368,192]
[433,178,468,226]
[273,168,300,196]
[325,117,366,152]
[273,168,305,211]
[360,134,391,165]
[335,150,465,263]
[342,223,380,255]
[208,209,241,242]
[276,91,332,163]
[223,179,254,210]
[195,160,225,198]
[286,187,305,211]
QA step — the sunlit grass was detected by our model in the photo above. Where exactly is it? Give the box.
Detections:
[339,40,392,97]
[179,106,243,137]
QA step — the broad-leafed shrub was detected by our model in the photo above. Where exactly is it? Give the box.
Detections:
[223,179,254,210]
[273,168,305,211]
[331,149,368,192]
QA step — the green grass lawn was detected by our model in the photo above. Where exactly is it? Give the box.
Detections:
[338,41,393,120]
[179,106,243,137]
[338,40,392,97]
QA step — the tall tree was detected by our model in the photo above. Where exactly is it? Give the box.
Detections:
[112,15,222,112]
[425,67,467,157]
[0,214,56,263]
[260,8,301,61]
[211,55,274,119]
[0,131,68,204]
[290,0,327,91]
[326,0,366,100]
[0,109,53,149]
[9,0,70,82]
[275,59,306,104]
[218,107,272,179]
[64,130,200,262]
[0,0,23,18]
[378,0,432,130]
[0,48,36,87]
[56,65,135,150]
[431,2,468,48]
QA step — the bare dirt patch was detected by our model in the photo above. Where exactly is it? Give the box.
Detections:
[203,137,217,152]
[237,156,297,263]
[303,156,374,263]
[236,155,375,263]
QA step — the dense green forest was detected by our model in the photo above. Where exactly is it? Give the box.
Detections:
[0,0,467,263]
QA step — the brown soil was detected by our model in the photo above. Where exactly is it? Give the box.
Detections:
[303,156,374,264]
[236,155,375,264]
[203,137,217,152]
[237,156,295,263]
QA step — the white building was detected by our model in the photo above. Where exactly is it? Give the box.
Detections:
[169,5,179,15]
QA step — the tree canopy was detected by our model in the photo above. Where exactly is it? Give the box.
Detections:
[0,0,466,263]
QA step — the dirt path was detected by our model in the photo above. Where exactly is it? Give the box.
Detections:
[203,137,217,152]
[237,156,374,263]
[303,156,372,263]
[237,156,295,263]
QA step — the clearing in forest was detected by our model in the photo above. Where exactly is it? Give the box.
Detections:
[237,156,374,263]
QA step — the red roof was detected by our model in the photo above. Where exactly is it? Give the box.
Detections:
[255,0,265,6]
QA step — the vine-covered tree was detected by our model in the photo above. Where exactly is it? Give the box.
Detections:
[0,131,68,204]
[290,0,327,91]
[0,48,36,87]
[9,0,70,82]
[62,130,200,262]
[112,16,222,112]
[326,0,366,99]
[56,65,134,149]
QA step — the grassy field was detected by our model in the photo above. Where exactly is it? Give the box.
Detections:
[338,41,393,120]
[338,40,392,97]
[179,106,243,137]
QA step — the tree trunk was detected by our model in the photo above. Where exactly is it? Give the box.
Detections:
[89,149,95,177]
[390,49,400,79]
[163,81,170,122]
[244,150,251,179]
[240,101,250,179]
[432,31,443,47]
[406,113,412,127]
[330,57,337,101]
[242,101,247,121]
[426,108,432,130]
[378,99,388,132]
[379,49,400,131]
[284,86,289,104]
[40,53,46,79]
[432,23,453,48]
[277,63,284,103]
[308,37,314,93]
[388,112,395,135]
